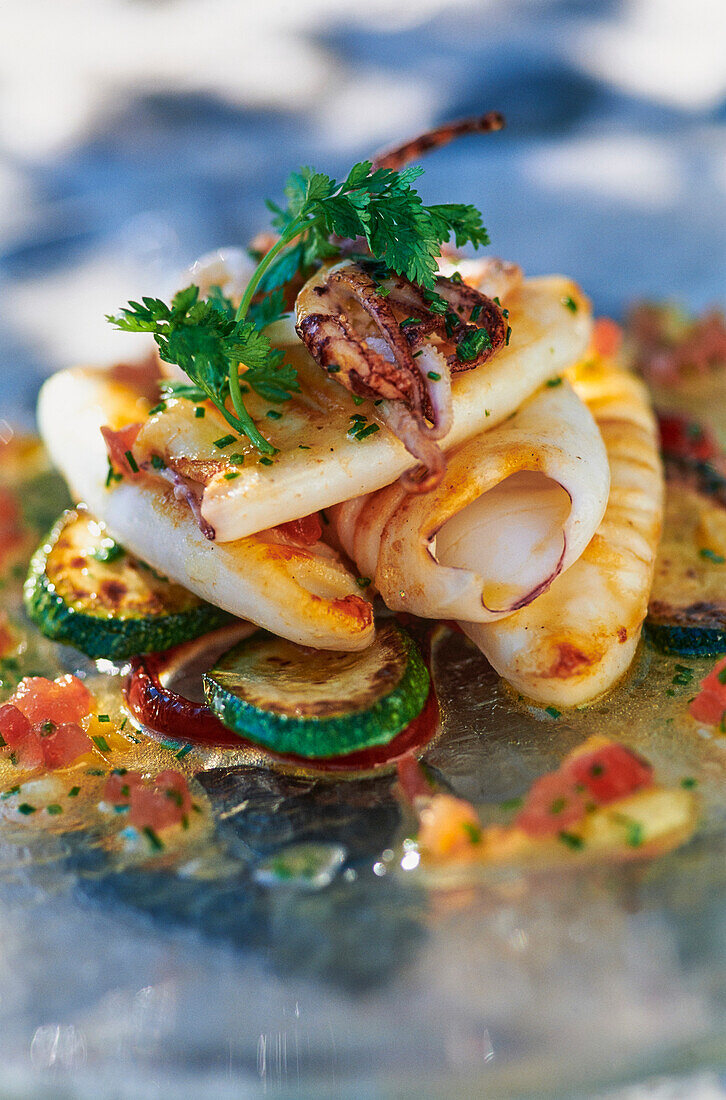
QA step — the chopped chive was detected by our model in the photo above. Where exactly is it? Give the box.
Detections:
[326,363,341,373]
[120,718,127,731]
[17,803,36,816]
[493,296,501,305]
[1,786,20,800]
[67,786,81,798]
[401,317,422,327]
[546,377,563,388]
[562,295,578,312]
[350,414,367,422]
[46,804,63,815]
[681,776,698,789]
[625,820,644,847]
[213,434,236,450]
[499,796,523,812]
[413,349,424,358]
[147,401,167,416]
[259,456,274,467]
[266,410,283,420]
[700,548,725,564]
[150,454,166,470]
[175,743,193,761]
[718,667,726,684]
[427,370,441,381]
[550,797,566,814]
[86,768,106,776]
[558,831,584,850]
[92,735,110,753]
[143,826,164,851]
[356,577,371,588]
[456,328,492,362]
[352,395,364,406]
[545,706,561,719]
[194,406,205,418]
[505,326,512,345]
[470,304,482,322]
[223,471,240,481]
[229,453,246,465]
[40,720,55,736]
[485,409,491,417]
[124,450,139,473]
[97,714,110,723]
[111,767,128,776]
[462,821,482,843]
[298,444,310,450]
[354,423,380,440]
[374,399,383,406]
[450,271,463,284]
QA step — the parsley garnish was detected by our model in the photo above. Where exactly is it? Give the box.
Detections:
[110,158,490,454]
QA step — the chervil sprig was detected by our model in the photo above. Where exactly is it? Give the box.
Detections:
[107,286,297,453]
[109,157,491,453]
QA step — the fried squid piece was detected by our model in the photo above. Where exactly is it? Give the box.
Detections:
[38,367,374,651]
[295,258,507,490]
[464,357,664,705]
[330,381,609,621]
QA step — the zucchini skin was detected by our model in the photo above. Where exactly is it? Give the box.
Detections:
[645,621,726,658]
[646,455,726,658]
[24,513,230,660]
[203,623,430,758]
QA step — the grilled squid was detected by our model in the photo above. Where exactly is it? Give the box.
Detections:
[463,357,664,705]
[37,367,374,652]
[329,380,610,622]
[295,258,507,490]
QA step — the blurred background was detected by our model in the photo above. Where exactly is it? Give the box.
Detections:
[1,0,724,422]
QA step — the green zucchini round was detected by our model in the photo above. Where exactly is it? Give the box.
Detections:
[203,621,430,758]
[647,457,726,657]
[24,510,230,659]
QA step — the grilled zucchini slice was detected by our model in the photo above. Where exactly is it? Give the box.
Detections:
[24,510,230,659]
[203,621,429,758]
[647,457,726,656]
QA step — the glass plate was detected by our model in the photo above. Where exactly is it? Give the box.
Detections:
[1,448,725,1100]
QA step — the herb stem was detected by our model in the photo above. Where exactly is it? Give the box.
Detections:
[235,217,306,323]
[227,366,275,453]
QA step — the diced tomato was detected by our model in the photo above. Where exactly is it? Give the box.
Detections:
[689,656,726,726]
[418,793,483,858]
[277,513,323,546]
[695,656,726,700]
[0,486,20,528]
[592,317,623,359]
[564,743,653,804]
[128,769,192,830]
[104,769,143,805]
[100,423,144,478]
[9,675,95,726]
[657,413,720,463]
[689,691,724,726]
[515,770,587,838]
[40,722,93,770]
[0,704,44,768]
[396,753,433,803]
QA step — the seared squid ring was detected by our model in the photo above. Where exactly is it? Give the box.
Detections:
[463,359,664,705]
[330,380,610,622]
